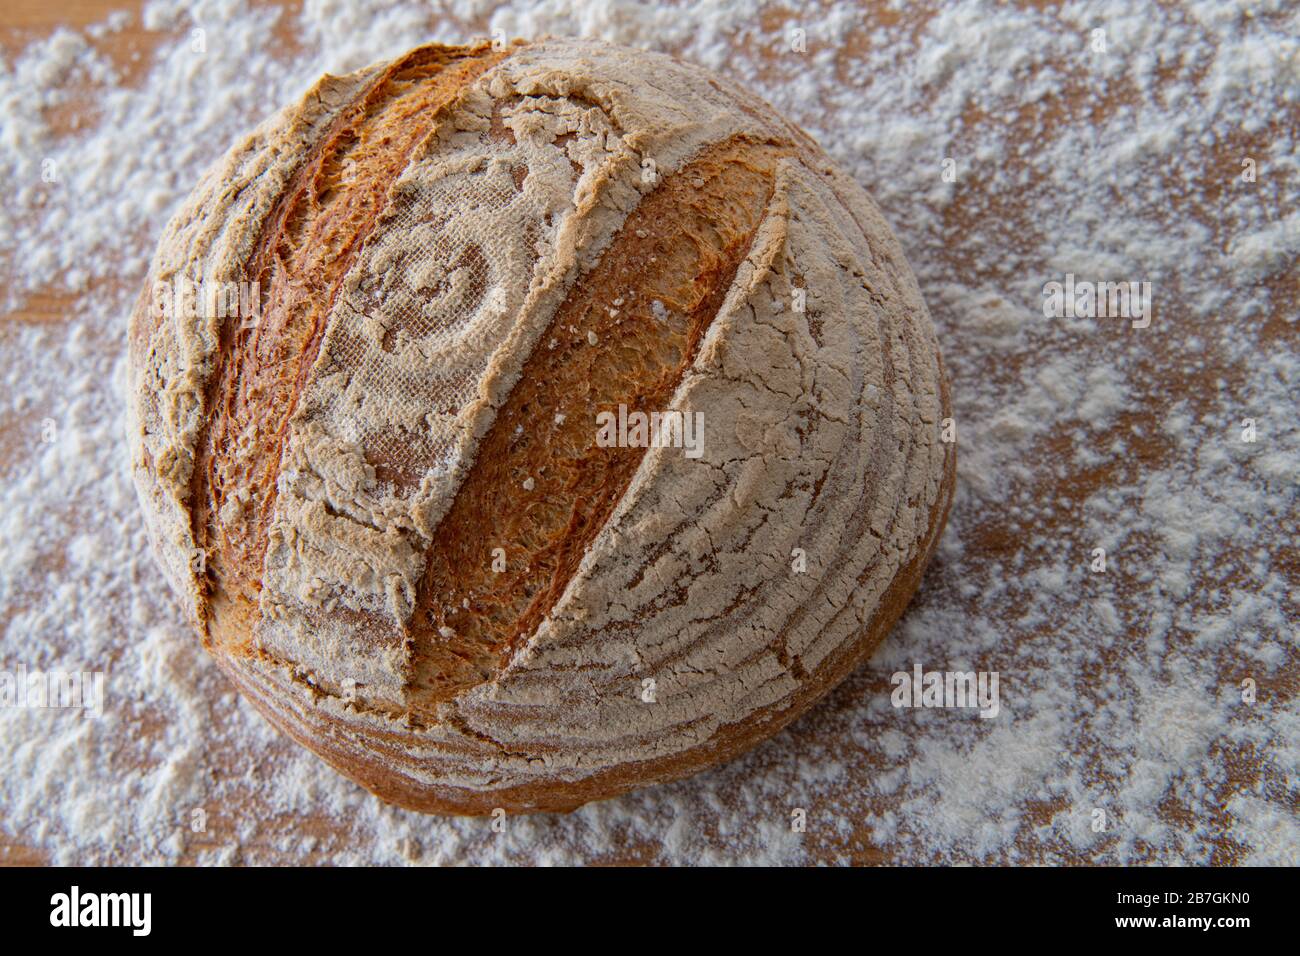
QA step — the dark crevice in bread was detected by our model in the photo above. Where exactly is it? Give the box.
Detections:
[406,137,796,717]
[190,43,511,650]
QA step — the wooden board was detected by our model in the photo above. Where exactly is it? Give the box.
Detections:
[2,0,1294,866]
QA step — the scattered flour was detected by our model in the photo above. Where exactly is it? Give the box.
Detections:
[0,0,1295,864]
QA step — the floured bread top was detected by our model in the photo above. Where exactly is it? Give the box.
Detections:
[126,37,953,813]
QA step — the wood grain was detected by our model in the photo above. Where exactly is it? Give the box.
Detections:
[1,0,1293,867]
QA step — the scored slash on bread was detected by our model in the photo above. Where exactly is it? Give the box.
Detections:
[408,137,796,717]
[126,37,955,814]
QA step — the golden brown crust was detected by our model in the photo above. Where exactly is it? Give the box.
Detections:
[126,63,387,626]
[196,43,512,649]
[407,137,796,714]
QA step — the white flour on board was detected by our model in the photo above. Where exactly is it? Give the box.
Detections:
[0,0,1295,864]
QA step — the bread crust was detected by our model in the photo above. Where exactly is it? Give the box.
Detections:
[127,37,956,814]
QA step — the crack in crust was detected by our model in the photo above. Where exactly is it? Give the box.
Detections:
[405,137,797,717]
[191,43,514,649]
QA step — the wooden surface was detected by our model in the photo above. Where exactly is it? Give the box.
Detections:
[2,0,1295,866]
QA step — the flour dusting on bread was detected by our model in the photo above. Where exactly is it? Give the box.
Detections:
[125,37,953,814]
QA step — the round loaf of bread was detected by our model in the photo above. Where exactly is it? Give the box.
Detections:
[126,37,955,814]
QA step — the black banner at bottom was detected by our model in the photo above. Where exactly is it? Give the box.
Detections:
[0,864,1280,941]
